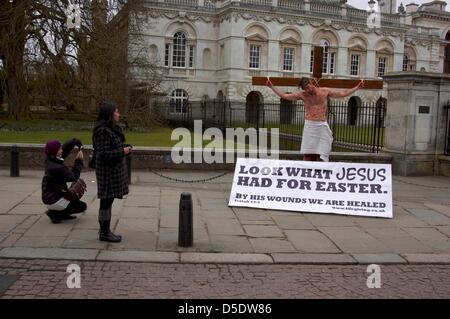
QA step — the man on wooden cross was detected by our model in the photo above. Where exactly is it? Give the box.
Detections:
[266,77,365,162]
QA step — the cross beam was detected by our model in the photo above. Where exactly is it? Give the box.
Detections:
[252,47,383,90]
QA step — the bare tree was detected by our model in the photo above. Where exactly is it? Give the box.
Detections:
[0,0,163,122]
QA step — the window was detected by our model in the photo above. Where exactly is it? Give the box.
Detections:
[170,89,188,114]
[403,55,409,71]
[310,49,314,73]
[249,44,261,69]
[378,57,387,77]
[283,47,294,72]
[165,44,170,67]
[320,39,335,75]
[330,52,336,75]
[172,32,186,68]
[189,46,195,68]
[351,54,360,76]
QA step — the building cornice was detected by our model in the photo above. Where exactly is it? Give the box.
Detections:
[140,4,409,38]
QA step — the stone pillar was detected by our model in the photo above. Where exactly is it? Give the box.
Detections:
[393,52,404,72]
[366,50,377,78]
[268,40,280,77]
[337,47,348,77]
[301,43,313,75]
[383,72,450,176]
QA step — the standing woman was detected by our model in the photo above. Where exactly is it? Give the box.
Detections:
[92,102,132,242]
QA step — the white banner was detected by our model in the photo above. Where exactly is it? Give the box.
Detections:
[228,158,393,218]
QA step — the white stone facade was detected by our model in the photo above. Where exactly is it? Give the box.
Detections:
[125,0,450,105]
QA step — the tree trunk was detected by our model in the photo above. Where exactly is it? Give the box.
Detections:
[3,1,29,120]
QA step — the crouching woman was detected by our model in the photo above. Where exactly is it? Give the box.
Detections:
[42,139,87,223]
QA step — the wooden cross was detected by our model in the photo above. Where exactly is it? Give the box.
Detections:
[252,47,383,90]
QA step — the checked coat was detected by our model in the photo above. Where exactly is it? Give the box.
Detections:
[93,126,129,199]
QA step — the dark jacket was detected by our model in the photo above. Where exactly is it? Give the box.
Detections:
[41,156,83,205]
[93,125,129,199]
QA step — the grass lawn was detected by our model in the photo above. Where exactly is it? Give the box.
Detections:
[0,128,251,149]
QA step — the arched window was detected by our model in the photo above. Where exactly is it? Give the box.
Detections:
[172,32,186,68]
[170,89,188,114]
[319,39,335,75]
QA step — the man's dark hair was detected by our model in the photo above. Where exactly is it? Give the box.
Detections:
[299,77,311,90]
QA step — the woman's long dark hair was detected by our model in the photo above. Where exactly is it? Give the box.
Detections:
[93,102,125,143]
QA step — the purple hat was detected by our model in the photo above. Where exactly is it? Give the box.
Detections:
[44,140,62,157]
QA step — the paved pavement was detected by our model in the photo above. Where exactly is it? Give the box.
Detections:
[1,169,450,299]
[0,169,450,265]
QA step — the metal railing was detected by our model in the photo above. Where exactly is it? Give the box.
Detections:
[160,98,387,153]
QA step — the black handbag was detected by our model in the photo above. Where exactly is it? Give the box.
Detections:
[62,178,87,201]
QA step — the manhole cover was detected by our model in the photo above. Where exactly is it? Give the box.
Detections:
[0,275,19,295]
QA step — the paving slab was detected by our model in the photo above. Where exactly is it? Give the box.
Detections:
[249,238,296,253]
[319,227,389,254]
[437,226,450,237]
[63,229,108,249]
[234,210,272,221]
[121,207,159,219]
[201,209,236,219]
[116,218,159,233]
[206,219,245,236]
[351,254,407,264]
[15,236,66,248]
[285,230,341,253]
[271,253,356,264]
[304,213,356,227]
[407,208,450,226]
[424,203,450,218]
[271,215,316,230]
[0,234,21,248]
[0,215,27,232]
[124,195,160,208]
[97,251,179,263]
[180,253,273,264]
[157,227,212,252]
[23,216,75,237]
[7,204,46,215]
[0,247,99,260]
[364,227,434,254]
[243,225,284,238]
[402,254,450,264]
[402,227,450,242]
[210,235,254,253]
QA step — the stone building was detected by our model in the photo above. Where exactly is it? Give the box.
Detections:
[120,0,450,115]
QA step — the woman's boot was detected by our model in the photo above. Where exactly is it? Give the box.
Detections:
[98,208,122,242]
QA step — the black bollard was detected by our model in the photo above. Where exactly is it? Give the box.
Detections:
[126,155,131,185]
[10,145,19,177]
[178,192,193,247]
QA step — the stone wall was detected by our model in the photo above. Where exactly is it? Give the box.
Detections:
[0,143,392,172]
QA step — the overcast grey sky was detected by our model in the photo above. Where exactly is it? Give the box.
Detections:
[347,0,449,11]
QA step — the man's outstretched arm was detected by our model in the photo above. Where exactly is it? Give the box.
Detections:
[327,80,365,98]
[266,78,302,101]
